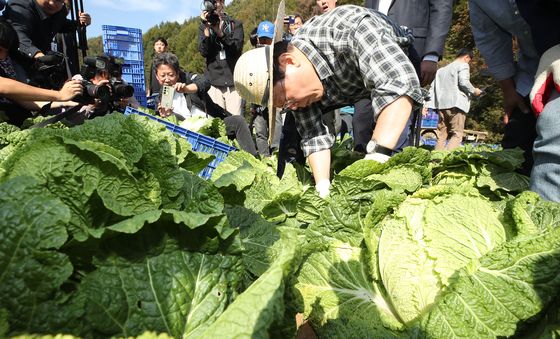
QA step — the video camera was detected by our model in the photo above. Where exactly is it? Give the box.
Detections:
[201,0,220,25]
[75,54,134,112]
[28,51,68,90]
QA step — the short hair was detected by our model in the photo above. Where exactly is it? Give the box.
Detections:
[294,14,304,23]
[249,27,258,47]
[0,19,18,52]
[153,52,180,74]
[155,37,168,47]
[272,40,289,85]
[456,48,473,59]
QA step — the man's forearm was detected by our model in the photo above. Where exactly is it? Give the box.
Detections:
[0,78,62,102]
[498,77,517,95]
[308,149,331,183]
[371,96,413,148]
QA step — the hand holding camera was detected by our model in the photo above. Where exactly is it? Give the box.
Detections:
[201,0,226,37]
[200,0,221,25]
[57,79,84,101]
[158,85,174,118]
[283,15,295,25]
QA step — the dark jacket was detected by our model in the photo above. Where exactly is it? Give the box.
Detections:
[178,70,211,112]
[364,0,453,58]
[149,61,161,95]
[197,15,244,87]
[3,0,76,60]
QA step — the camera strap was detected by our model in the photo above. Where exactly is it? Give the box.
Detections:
[60,37,73,80]
[29,104,84,129]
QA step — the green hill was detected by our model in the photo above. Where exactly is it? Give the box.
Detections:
[87,0,504,142]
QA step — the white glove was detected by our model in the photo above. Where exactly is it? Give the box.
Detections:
[364,152,390,163]
[530,44,560,116]
[315,179,331,199]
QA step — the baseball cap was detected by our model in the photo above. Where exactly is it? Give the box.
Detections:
[257,20,274,39]
[234,1,285,145]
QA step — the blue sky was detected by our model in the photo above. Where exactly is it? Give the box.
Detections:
[86,0,233,38]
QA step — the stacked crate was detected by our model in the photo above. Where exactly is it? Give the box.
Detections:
[421,108,439,129]
[102,25,147,107]
[124,107,236,179]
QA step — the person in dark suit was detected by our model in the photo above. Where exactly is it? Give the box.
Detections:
[353,0,453,152]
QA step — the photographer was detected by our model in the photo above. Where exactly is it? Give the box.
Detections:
[0,18,81,125]
[288,14,304,36]
[155,52,257,156]
[3,0,91,83]
[66,54,135,124]
[198,0,244,116]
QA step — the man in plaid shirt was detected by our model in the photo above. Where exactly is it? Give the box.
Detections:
[234,5,423,197]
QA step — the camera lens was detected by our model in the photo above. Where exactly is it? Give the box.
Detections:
[201,0,215,11]
[112,82,134,98]
[84,83,111,103]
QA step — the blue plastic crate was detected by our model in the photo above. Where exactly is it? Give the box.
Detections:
[146,94,158,109]
[124,107,236,179]
[421,137,437,147]
[421,108,439,129]
[102,25,146,107]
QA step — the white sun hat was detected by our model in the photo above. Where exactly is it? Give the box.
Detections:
[234,0,285,145]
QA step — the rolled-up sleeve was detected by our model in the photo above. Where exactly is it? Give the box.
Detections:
[294,105,336,157]
[353,16,424,117]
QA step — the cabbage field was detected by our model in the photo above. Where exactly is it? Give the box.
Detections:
[1,114,559,339]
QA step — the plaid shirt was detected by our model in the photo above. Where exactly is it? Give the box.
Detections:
[290,5,424,156]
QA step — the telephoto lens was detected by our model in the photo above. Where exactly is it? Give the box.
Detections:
[111,81,134,99]
[77,80,111,104]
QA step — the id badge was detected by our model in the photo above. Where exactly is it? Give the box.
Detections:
[219,49,226,60]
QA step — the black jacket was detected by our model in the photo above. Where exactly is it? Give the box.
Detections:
[197,15,244,87]
[178,70,210,112]
[149,61,161,95]
[178,70,232,119]
[3,0,76,60]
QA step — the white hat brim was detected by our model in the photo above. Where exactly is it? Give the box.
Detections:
[267,0,285,145]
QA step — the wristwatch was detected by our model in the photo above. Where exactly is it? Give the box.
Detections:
[366,139,394,156]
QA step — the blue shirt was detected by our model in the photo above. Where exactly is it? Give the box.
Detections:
[469,0,540,97]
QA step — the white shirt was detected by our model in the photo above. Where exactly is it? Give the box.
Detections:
[172,91,192,120]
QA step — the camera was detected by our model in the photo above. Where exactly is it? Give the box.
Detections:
[283,15,295,25]
[77,79,111,104]
[201,0,220,25]
[75,54,135,112]
[29,51,68,90]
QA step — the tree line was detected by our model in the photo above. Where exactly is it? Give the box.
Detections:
[88,0,505,142]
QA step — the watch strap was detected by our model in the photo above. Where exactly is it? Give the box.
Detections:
[367,140,394,156]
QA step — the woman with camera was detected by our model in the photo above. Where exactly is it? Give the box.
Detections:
[154,52,257,156]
